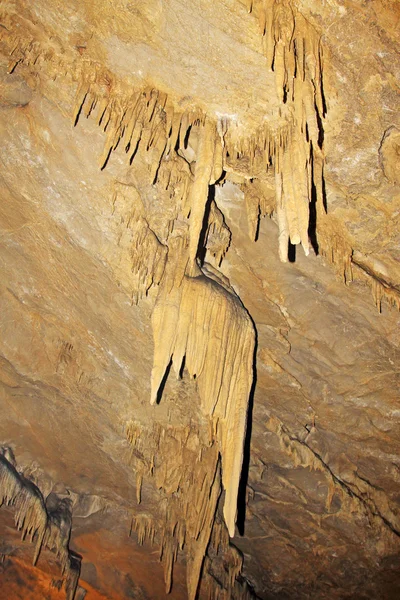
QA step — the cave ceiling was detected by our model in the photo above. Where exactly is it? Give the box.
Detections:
[0,1,400,599]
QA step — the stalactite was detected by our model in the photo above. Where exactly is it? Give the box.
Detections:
[186,117,218,274]
[150,267,255,538]
[243,179,276,242]
[2,6,326,261]
[212,134,224,185]
[351,256,400,312]
[200,511,254,599]
[1,10,327,265]
[372,279,398,312]
[160,531,177,593]
[186,457,221,600]
[314,202,400,312]
[127,418,254,598]
[44,496,73,575]
[130,216,168,302]
[157,153,193,214]
[142,122,255,553]
[68,63,211,228]
[204,200,231,266]
[0,454,47,566]
[273,9,323,259]
[235,0,325,261]
[0,452,80,600]
[127,421,225,600]
[71,70,174,178]
[131,513,156,545]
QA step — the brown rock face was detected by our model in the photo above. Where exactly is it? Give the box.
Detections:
[0,1,399,599]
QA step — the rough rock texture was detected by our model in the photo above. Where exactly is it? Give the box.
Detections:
[0,1,399,599]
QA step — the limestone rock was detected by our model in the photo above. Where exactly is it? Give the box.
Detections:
[380,126,400,185]
[0,1,400,599]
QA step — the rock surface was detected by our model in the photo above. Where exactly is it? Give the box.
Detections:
[0,1,399,599]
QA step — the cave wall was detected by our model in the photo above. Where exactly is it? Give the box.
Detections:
[0,1,400,599]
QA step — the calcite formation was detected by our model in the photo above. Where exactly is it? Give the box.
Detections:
[151,270,255,538]
[0,451,80,600]
[243,0,325,261]
[0,0,399,599]
[127,421,222,599]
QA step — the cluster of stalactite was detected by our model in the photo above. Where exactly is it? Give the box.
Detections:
[200,513,255,600]
[102,102,256,553]
[0,451,80,600]
[2,7,399,312]
[351,253,400,312]
[1,7,321,263]
[2,4,398,597]
[239,0,326,261]
[127,421,255,600]
[127,420,222,599]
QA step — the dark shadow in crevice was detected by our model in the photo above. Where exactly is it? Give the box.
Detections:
[316,107,325,150]
[154,357,173,405]
[69,549,83,562]
[320,62,328,118]
[288,240,296,263]
[100,147,112,171]
[179,355,186,379]
[236,317,258,536]
[321,169,327,213]
[196,184,215,266]
[152,146,167,185]
[184,125,192,149]
[129,137,141,166]
[254,208,261,243]
[73,93,87,127]
[308,178,319,256]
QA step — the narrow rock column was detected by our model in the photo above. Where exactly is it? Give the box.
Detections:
[187,117,216,274]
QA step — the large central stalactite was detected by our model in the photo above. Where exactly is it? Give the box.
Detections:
[151,270,255,538]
